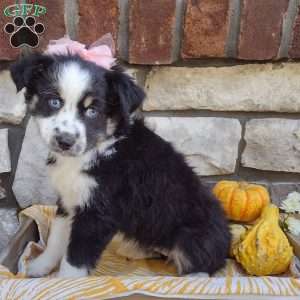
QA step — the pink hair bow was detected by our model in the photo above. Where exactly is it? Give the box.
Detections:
[45,34,116,70]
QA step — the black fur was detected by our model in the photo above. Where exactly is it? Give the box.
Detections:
[10,53,231,275]
[67,121,231,274]
[105,68,146,135]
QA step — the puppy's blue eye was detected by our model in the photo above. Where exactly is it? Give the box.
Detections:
[49,99,62,109]
[85,107,98,118]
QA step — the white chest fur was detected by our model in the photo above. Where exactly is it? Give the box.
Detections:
[48,154,97,212]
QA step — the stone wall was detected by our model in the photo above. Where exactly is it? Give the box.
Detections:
[1,0,300,248]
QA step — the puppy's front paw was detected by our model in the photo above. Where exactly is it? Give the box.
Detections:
[56,256,88,278]
[57,267,88,278]
[26,254,56,277]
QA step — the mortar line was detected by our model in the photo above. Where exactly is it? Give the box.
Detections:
[278,0,300,58]
[225,0,242,58]
[143,110,300,119]
[172,0,186,62]
[118,0,129,60]
[234,118,246,176]
[64,0,79,39]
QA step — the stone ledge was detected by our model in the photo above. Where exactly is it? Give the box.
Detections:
[0,179,6,200]
[144,64,300,112]
[242,119,300,173]
[146,117,241,176]
[0,71,26,125]
[0,129,11,174]
[270,183,300,206]
[13,118,58,208]
[0,208,19,253]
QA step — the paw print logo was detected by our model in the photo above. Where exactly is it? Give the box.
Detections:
[4,16,45,48]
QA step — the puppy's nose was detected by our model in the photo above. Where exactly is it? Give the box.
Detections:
[56,133,76,151]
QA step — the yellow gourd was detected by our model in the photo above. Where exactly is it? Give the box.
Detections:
[229,224,249,257]
[213,181,270,222]
[233,205,293,276]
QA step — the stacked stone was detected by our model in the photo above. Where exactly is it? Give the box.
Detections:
[0,70,24,252]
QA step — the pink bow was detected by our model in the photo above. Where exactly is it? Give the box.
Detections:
[45,34,116,70]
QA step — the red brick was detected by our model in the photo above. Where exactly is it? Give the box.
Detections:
[289,9,300,58]
[25,0,66,51]
[181,0,230,58]
[78,0,119,47]
[238,0,288,60]
[0,1,21,60]
[129,0,176,64]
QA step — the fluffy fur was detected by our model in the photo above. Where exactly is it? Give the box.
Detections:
[10,53,231,278]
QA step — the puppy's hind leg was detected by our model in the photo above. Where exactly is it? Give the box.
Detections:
[170,227,229,276]
[115,234,161,259]
[169,246,207,277]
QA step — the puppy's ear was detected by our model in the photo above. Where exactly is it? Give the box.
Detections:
[105,70,145,123]
[10,53,53,92]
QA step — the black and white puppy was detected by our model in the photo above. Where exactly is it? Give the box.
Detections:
[10,53,231,278]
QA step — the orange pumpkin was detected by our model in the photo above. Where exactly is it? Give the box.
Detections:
[213,181,270,222]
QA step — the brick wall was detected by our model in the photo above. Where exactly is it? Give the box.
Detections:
[1,0,300,220]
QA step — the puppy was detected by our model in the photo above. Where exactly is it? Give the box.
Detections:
[10,53,231,278]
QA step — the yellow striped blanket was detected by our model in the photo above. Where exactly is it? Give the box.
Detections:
[0,205,299,299]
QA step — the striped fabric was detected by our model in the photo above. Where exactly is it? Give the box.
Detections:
[0,205,299,300]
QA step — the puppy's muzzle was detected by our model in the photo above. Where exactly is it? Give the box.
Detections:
[55,132,76,151]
